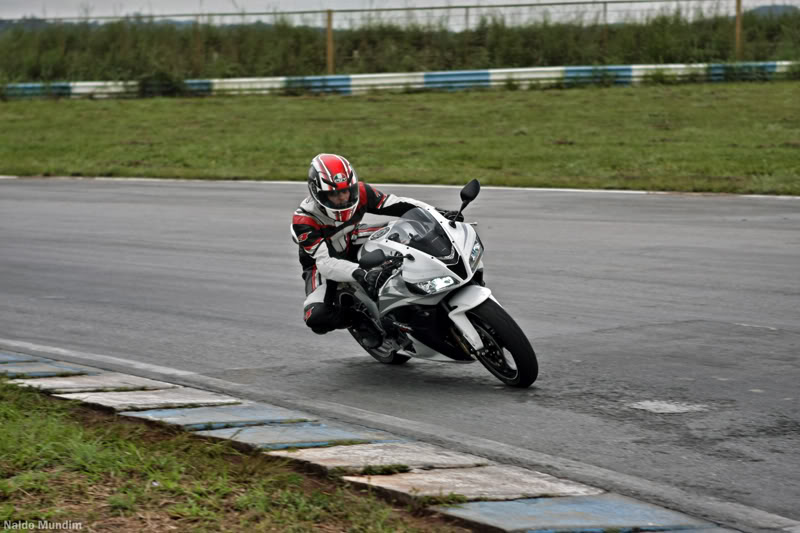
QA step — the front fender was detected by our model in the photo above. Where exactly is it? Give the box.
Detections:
[448,285,493,313]
[447,285,496,352]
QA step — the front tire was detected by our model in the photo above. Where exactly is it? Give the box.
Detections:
[467,299,538,388]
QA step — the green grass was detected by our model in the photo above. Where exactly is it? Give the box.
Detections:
[0,380,466,532]
[1,81,798,194]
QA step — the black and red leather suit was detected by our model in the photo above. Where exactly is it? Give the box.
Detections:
[290,182,430,334]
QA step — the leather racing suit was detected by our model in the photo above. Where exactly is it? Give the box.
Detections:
[290,182,431,334]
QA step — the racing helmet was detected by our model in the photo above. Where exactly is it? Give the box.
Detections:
[308,153,360,222]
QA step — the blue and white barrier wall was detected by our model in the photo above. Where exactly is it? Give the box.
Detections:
[3,61,796,99]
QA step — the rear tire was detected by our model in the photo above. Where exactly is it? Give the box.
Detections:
[348,328,410,365]
[467,299,538,388]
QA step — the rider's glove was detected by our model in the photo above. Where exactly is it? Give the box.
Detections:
[353,268,381,299]
[436,208,464,222]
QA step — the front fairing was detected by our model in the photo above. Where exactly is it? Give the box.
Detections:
[359,207,482,313]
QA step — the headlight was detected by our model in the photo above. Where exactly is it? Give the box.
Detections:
[413,276,456,294]
[469,236,483,269]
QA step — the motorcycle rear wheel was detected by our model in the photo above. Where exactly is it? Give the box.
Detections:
[467,299,538,388]
[348,329,411,365]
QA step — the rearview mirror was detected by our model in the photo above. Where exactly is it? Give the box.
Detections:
[460,179,481,204]
[448,179,482,228]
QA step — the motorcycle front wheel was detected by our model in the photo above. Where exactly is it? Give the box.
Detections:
[466,299,538,388]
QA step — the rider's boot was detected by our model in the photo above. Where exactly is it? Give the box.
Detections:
[355,324,382,349]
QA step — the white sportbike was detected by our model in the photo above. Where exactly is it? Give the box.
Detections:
[341,179,538,388]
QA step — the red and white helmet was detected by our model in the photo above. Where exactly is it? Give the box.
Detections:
[307,153,360,222]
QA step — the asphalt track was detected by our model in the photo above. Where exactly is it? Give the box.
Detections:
[1,178,798,530]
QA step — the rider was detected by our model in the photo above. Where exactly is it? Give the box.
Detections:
[291,153,437,348]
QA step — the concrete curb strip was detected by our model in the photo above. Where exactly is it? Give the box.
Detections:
[268,442,492,472]
[10,372,179,393]
[53,387,241,411]
[3,349,792,532]
[344,464,605,502]
[120,401,318,430]
[194,422,403,450]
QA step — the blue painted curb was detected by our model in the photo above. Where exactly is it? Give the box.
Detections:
[120,402,316,430]
[0,360,93,378]
[182,420,289,431]
[0,352,41,364]
[435,493,715,532]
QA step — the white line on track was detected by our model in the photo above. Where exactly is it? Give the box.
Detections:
[2,175,799,199]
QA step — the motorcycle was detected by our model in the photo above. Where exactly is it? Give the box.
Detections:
[341,179,538,388]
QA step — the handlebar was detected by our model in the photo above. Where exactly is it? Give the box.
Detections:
[382,255,407,269]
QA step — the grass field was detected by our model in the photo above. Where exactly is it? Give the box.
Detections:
[1,81,798,194]
[0,380,467,532]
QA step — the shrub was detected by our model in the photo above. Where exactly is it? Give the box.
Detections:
[0,10,798,82]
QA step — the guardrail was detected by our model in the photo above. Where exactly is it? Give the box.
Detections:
[3,61,796,99]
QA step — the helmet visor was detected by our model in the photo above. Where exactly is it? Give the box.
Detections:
[319,183,358,211]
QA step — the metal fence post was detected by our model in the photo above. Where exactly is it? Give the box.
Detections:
[603,2,609,56]
[465,7,470,30]
[326,9,335,75]
[735,0,743,60]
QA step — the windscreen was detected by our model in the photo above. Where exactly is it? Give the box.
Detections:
[386,208,454,259]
